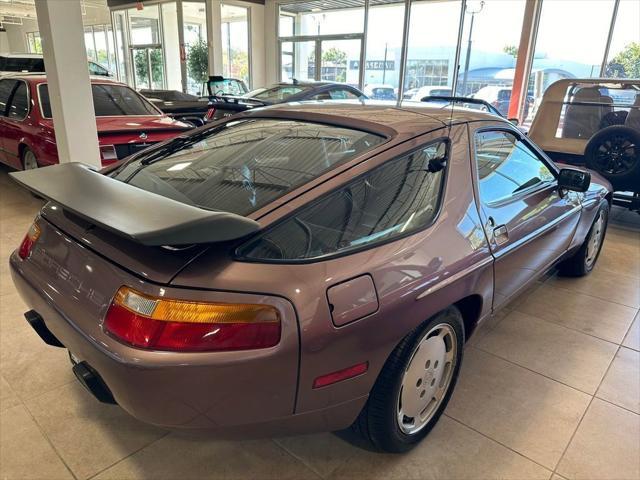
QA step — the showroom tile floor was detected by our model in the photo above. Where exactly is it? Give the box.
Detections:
[1,167,639,480]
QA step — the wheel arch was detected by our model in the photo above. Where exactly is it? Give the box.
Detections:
[453,294,484,342]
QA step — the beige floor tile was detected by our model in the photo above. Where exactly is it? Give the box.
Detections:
[623,313,639,351]
[275,432,359,478]
[477,311,618,394]
[557,398,640,480]
[0,404,74,480]
[596,347,640,414]
[597,231,640,279]
[446,348,591,469]
[546,267,640,309]
[328,415,551,480]
[24,382,166,480]
[0,375,21,412]
[550,475,567,480]
[514,284,637,344]
[0,318,76,399]
[93,434,318,480]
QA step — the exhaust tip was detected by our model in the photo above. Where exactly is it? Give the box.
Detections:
[24,310,65,348]
[72,361,117,404]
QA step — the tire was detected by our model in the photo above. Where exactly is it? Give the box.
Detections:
[585,126,640,193]
[21,147,39,170]
[558,200,609,277]
[352,307,465,452]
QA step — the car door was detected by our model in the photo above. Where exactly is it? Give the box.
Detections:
[0,79,29,169]
[0,79,18,165]
[470,123,582,309]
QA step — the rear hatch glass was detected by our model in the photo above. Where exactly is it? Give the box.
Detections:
[112,119,385,216]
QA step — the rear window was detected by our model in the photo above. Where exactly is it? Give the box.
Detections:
[0,56,44,72]
[114,119,385,216]
[251,86,307,102]
[39,83,159,118]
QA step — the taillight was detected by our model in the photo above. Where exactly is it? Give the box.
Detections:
[103,286,281,352]
[99,144,118,162]
[18,222,41,260]
[205,107,216,120]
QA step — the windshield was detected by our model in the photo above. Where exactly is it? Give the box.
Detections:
[141,90,200,102]
[207,78,247,97]
[113,119,385,215]
[0,56,44,72]
[251,85,308,103]
[39,83,160,117]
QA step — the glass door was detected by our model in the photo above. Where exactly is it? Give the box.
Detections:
[280,40,316,82]
[131,47,165,89]
[320,39,361,85]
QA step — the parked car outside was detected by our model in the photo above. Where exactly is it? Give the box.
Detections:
[364,83,396,100]
[0,74,190,170]
[472,85,533,118]
[207,81,367,121]
[9,101,611,452]
[528,78,639,210]
[406,85,453,101]
[0,53,112,77]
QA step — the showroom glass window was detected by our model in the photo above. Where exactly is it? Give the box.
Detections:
[238,140,448,261]
[404,1,462,93]
[454,0,526,115]
[222,5,251,86]
[604,0,640,79]
[278,1,364,84]
[523,0,616,124]
[182,2,209,94]
[474,130,555,205]
[115,119,384,216]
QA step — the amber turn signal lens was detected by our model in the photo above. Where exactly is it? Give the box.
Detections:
[104,287,281,352]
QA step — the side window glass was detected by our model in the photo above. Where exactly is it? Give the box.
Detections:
[0,80,17,117]
[7,82,29,120]
[239,140,448,261]
[329,89,359,100]
[475,130,555,205]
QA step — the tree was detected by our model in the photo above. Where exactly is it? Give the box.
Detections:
[606,42,640,79]
[503,45,518,59]
[308,47,348,82]
[187,39,210,86]
[134,49,163,87]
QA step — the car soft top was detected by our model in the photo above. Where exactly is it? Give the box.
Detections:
[9,163,260,246]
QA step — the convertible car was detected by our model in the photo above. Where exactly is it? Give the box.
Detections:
[9,102,610,452]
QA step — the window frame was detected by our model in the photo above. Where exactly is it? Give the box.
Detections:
[472,125,559,208]
[234,136,451,264]
[5,79,31,122]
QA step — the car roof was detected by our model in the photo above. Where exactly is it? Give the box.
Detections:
[244,100,506,138]
[0,72,125,86]
[0,53,43,58]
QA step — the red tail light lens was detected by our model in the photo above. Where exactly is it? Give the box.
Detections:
[104,287,281,352]
[18,222,41,259]
[205,107,216,120]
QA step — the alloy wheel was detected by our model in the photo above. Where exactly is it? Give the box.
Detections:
[585,210,605,268]
[23,150,38,170]
[594,135,637,175]
[397,323,457,435]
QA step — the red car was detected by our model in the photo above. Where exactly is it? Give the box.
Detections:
[0,73,190,170]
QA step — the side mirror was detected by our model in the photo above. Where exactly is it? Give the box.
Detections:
[558,168,591,192]
[508,117,519,126]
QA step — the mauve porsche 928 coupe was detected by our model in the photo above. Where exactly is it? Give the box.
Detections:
[9,102,611,452]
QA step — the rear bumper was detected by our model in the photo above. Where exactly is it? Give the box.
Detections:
[9,252,363,435]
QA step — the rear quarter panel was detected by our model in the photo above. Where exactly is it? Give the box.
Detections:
[173,124,494,417]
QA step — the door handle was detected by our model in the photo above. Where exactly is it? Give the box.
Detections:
[493,225,509,245]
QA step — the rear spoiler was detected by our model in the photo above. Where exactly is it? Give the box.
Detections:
[9,163,260,246]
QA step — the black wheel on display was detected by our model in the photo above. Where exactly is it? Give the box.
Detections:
[558,200,610,277]
[352,307,465,453]
[584,126,640,193]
